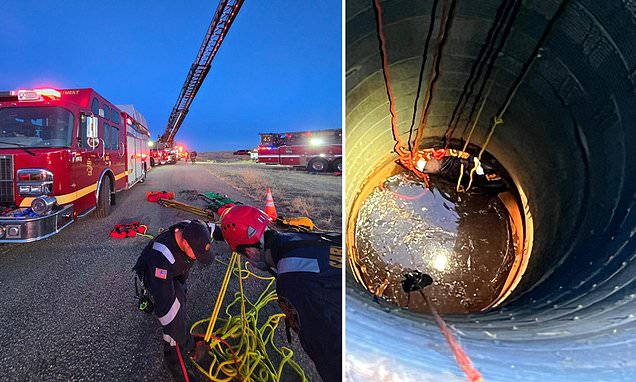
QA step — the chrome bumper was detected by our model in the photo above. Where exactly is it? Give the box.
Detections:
[0,204,74,243]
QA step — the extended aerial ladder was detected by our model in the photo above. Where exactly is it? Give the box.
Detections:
[161,0,245,145]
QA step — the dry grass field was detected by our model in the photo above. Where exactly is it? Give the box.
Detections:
[192,157,342,231]
[196,150,250,163]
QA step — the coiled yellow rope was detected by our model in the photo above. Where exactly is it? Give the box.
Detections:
[189,252,308,382]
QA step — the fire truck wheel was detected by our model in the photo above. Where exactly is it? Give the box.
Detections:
[332,158,342,172]
[95,176,112,218]
[308,158,329,173]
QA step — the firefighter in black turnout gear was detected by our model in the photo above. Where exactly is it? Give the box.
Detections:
[215,205,342,382]
[133,220,215,381]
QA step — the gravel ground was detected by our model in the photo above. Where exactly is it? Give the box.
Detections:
[0,161,329,381]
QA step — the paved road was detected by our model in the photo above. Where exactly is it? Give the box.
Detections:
[0,162,319,381]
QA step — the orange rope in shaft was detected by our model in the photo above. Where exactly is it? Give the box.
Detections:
[421,291,484,382]
[372,0,410,158]
[379,182,427,201]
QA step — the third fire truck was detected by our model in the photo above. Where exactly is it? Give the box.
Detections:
[0,88,150,242]
[257,129,342,172]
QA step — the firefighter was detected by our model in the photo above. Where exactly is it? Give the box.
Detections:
[133,219,215,382]
[212,205,342,382]
[190,151,197,164]
[399,148,508,193]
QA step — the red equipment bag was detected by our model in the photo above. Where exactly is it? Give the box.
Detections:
[146,191,175,203]
[111,221,149,239]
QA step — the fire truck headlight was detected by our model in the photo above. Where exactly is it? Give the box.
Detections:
[319,153,326,158]
[31,196,57,216]
[310,138,324,146]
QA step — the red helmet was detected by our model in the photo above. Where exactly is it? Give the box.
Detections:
[220,205,271,251]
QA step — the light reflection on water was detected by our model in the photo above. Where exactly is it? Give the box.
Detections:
[353,172,517,313]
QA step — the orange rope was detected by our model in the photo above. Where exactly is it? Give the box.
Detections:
[372,0,410,159]
[379,182,427,201]
[422,292,484,382]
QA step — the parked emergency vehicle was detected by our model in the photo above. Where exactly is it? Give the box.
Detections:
[0,88,151,242]
[175,144,188,160]
[150,141,177,166]
[257,129,342,172]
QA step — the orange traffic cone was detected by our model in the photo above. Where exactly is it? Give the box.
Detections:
[264,187,277,220]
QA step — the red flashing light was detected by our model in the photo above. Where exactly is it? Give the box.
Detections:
[126,117,133,125]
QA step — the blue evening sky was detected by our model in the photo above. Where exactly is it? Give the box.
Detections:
[0,1,342,151]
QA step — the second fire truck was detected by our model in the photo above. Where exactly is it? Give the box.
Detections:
[257,129,342,172]
[149,140,177,166]
[0,88,151,242]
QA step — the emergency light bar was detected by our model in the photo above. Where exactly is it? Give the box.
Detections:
[34,88,61,98]
[10,88,61,102]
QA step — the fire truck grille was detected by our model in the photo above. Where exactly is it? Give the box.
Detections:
[0,156,15,205]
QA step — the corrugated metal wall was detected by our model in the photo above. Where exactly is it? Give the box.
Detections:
[346,1,636,380]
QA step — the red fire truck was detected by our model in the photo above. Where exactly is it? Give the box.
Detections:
[257,129,342,172]
[0,88,151,242]
[150,141,177,166]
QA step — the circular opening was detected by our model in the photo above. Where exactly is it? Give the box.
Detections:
[347,145,534,314]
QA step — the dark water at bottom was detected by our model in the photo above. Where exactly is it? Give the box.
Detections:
[353,172,519,314]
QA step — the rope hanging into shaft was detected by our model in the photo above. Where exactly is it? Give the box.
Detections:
[496,0,571,119]
[421,291,484,382]
[407,0,440,152]
[411,0,457,152]
[458,0,522,140]
[443,0,516,145]
[455,76,498,192]
[373,0,456,159]
[456,0,572,192]
[372,0,410,158]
